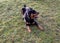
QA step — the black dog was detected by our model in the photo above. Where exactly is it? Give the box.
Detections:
[21,5,44,32]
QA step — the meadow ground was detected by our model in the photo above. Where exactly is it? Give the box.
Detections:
[0,0,60,43]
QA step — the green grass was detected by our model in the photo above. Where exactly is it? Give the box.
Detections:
[0,0,60,43]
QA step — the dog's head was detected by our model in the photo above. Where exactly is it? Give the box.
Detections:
[30,11,39,19]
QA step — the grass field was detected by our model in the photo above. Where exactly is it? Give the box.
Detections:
[0,0,60,43]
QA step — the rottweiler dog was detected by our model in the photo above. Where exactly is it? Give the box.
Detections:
[21,5,44,32]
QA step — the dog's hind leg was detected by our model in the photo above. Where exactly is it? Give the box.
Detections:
[26,26,31,33]
[37,24,44,31]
